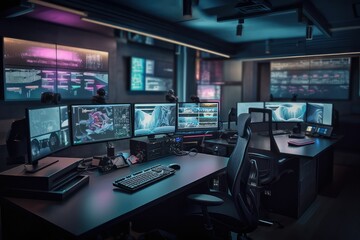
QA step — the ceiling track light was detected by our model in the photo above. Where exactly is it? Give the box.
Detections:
[183,0,192,19]
[236,19,244,36]
[236,24,243,36]
[306,22,313,40]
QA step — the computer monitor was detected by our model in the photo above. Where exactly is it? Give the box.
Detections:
[264,102,306,122]
[26,105,71,172]
[177,102,219,132]
[237,102,264,123]
[306,102,333,126]
[133,102,176,138]
[70,103,132,145]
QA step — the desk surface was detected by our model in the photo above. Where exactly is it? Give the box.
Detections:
[206,133,340,158]
[1,153,228,239]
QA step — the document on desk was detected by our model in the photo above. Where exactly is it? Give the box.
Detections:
[288,139,315,146]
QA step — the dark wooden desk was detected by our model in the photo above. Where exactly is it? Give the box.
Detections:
[1,153,228,240]
[205,134,341,218]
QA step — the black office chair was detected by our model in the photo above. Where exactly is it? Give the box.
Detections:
[247,108,293,227]
[179,113,260,240]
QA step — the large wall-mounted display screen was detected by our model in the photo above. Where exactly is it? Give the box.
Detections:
[3,37,109,101]
[270,57,350,100]
[197,85,221,100]
[129,57,174,92]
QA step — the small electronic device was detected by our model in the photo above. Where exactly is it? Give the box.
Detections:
[315,126,333,138]
[305,125,317,136]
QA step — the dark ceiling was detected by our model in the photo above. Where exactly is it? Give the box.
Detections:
[4,0,360,57]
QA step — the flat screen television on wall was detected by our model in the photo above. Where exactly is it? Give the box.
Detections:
[129,57,174,92]
[3,37,109,101]
[270,57,351,100]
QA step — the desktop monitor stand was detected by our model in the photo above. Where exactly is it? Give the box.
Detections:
[24,159,59,173]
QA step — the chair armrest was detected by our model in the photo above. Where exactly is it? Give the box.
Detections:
[187,194,224,207]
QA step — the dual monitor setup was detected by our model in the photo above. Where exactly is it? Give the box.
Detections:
[237,101,334,136]
[23,102,219,172]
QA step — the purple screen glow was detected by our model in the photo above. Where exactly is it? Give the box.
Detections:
[3,37,109,101]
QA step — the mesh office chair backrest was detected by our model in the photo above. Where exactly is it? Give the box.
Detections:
[226,113,259,230]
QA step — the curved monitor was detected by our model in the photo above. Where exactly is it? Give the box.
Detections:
[306,102,333,126]
[177,102,219,132]
[71,103,132,145]
[264,102,306,122]
[133,103,176,137]
[26,105,71,165]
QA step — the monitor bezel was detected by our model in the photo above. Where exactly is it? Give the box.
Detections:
[70,103,133,146]
[132,102,177,138]
[176,102,220,132]
[25,105,71,164]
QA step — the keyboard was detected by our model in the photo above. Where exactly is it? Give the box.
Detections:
[113,164,176,192]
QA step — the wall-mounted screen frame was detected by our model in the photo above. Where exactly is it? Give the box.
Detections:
[3,37,109,101]
[129,56,174,92]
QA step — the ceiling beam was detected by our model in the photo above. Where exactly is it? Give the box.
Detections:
[302,1,332,38]
[217,5,299,22]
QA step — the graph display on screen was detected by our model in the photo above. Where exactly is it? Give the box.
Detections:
[71,104,132,145]
[237,102,264,123]
[177,102,219,131]
[26,105,70,163]
[270,57,350,100]
[133,103,176,137]
[306,102,333,126]
[3,37,109,101]
[265,102,306,122]
[130,57,174,92]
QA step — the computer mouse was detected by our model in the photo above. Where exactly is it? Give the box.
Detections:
[168,163,181,170]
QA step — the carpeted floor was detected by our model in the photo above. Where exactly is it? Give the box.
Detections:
[247,150,360,240]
